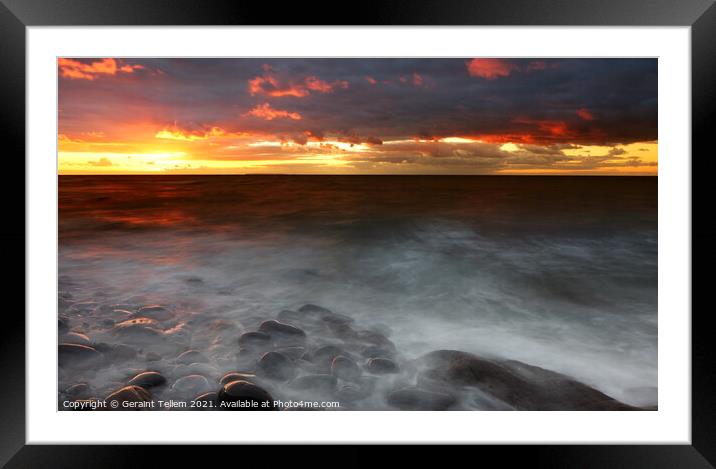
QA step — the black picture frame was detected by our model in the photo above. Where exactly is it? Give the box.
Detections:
[1,0,711,466]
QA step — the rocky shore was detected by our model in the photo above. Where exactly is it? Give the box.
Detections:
[58,293,649,411]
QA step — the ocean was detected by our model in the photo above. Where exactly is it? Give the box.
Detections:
[58,175,658,409]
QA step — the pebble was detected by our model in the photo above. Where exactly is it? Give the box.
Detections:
[194,391,218,408]
[112,318,163,342]
[137,305,173,321]
[64,383,92,399]
[176,349,209,365]
[238,331,271,348]
[258,320,306,344]
[277,310,306,324]
[219,372,256,386]
[63,331,92,346]
[311,345,348,369]
[256,351,296,381]
[58,343,101,368]
[298,304,353,325]
[365,357,399,374]
[128,371,167,389]
[172,375,211,396]
[386,388,456,410]
[217,380,275,410]
[331,355,362,381]
[146,352,162,362]
[105,385,152,409]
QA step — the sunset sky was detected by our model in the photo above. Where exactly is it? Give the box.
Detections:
[58,58,657,175]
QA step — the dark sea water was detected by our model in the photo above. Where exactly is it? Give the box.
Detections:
[58,175,657,409]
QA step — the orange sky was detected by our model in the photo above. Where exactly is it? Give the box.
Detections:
[58,58,658,175]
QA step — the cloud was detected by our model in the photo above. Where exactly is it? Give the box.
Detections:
[466,59,518,79]
[577,108,595,121]
[155,125,230,141]
[59,58,658,174]
[58,58,143,81]
[248,65,349,98]
[87,157,112,166]
[246,103,302,121]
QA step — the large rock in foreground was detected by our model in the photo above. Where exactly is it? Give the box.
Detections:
[418,350,635,411]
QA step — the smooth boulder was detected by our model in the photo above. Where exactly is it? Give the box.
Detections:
[387,388,456,410]
[418,350,635,411]
[256,351,296,381]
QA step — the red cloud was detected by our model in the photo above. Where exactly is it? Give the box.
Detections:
[466,59,517,79]
[365,76,377,85]
[58,58,143,81]
[305,76,348,93]
[249,65,349,97]
[246,103,302,121]
[467,59,556,79]
[413,73,424,87]
[577,108,595,121]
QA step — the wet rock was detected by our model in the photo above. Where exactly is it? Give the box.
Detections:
[137,305,173,321]
[357,330,396,350]
[220,371,256,386]
[258,320,306,344]
[111,309,134,319]
[101,319,115,327]
[146,352,162,362]
[310,345,348,369]
[418,350,635,411]
[256,351,296,381]
[290,374,338,393]
[365,357,399,374]
[63,331,91,346]
[386,388,456,410]
[172,374,211,396]
[194,391,218,409]
[277,309,306,324]
[105,385,152,409]
[298,304,353,325]
[217,380,275,410]
[331,355,362,381]
[128,371,167,389]
[64,383,92,399]
[238,331,271,348]
[327,322,358,340]
[113,318,163,342]
[58,343,101,368]
[176,349,209,365]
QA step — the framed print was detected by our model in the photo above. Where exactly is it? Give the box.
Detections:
[2,0,713,465]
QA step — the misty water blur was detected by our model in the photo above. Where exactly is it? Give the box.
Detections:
[58,175,657,407]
